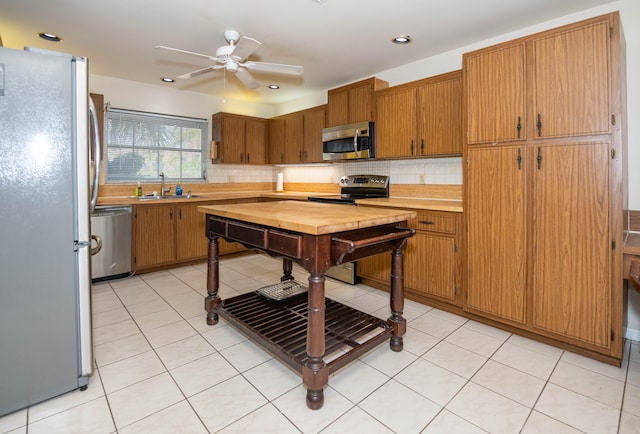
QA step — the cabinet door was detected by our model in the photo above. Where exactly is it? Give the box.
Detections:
[220,116,245,163]
[327,90,349,127]
[303,107,325,162]
[244,118,266,164]
[417,77,462,156]
[176,204,208,261]
[466,146,526,323]
[533,21,610,138]
[465,44,525,145]
[348,85,373,124]
[134,205,176,268]
[284,113,304,163]
[268,118,285,164]
[357,253,391,286]
[530,142,610,347]
[375,87,416,158]
[405,233,456,302]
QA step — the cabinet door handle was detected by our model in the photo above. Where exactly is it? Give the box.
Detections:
[420,138,425,154]
[517,116,522,138]
[178,208,182,219]
[170,208,173,219]
[537,146,542,170]
[247,153,250,163]
[419,220,435,225]
[537,114,542,137]
[410,140,414,154]
[517,148,522,170]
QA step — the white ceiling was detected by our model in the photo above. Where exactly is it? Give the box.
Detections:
[0,0,617,105]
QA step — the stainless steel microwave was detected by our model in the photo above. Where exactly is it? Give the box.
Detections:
[322,121,375,161]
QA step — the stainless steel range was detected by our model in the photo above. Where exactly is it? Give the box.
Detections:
[308,175,390,283]
[307,174,390,205]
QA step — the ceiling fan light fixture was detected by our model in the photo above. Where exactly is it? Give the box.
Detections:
[161,77,175,83]
[392,35,412,44]
[268,84,280,90]
[38,32,62,42]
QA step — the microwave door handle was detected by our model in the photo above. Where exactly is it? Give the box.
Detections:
[354,129,361,157]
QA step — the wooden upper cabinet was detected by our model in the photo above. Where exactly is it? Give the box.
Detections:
[375,71,462,158]
[465,14,613,145]
[303,106,325,162]
[212,112,266,164]
[267,118,285,164]
[532,20,610,138]
[465,44,526,145]
[270,105,326,164]
[375,87,417,158]
[284,112,304,164]
[244,118,267,164]
[417,74,463,156]
[326,77,388,127]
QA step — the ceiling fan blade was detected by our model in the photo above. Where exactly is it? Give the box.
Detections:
[155,45,218,61]
[176,66,217,79]
[235,67,260,89]
[243,61,304,76]
[230,36,261,62]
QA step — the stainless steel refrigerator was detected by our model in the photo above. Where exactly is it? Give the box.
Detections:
[0,46,96,416]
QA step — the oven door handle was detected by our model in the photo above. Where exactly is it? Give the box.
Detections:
[353,129,361,157]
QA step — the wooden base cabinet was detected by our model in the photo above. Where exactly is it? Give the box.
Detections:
[133,201,245,272]
[358,209,463,307]
[134,204,176,269]
[466,146,526,324]
[529,142,611,348]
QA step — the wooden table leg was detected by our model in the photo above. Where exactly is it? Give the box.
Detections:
[388,247,407,352]
[281,258,294,282]
[302,272,329,410]
[205,237,221,325]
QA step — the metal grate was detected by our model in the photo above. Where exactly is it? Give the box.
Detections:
[256,280,308,301]
[218,291,393,374]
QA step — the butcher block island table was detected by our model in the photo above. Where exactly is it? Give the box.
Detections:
[198,201,416,409]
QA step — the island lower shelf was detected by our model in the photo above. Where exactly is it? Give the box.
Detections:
[218,290,393,374]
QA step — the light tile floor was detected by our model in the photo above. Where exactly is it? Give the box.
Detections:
[2,253,640,433]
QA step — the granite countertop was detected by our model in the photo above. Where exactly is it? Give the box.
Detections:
[97,190,463,212]
[198,200,417,235]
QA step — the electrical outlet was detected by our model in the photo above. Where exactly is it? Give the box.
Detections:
[419,174,425,184]
[228,175,235,183]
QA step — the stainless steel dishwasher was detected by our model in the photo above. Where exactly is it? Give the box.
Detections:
[90,205,132,281]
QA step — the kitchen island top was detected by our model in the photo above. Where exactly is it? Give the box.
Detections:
[198,200,416,235]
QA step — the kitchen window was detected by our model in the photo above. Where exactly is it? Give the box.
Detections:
[105,107,207,182]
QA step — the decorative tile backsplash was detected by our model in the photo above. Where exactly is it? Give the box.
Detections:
[206,158,463,185]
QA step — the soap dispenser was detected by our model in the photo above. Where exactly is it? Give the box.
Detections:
[136,181,142,197]
[176,181,183,196]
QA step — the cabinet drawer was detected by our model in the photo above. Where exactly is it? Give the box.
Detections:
[267,230,303,259]
[411,212,457,234]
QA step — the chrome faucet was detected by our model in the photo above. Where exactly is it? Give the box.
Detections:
[159,172,171,196]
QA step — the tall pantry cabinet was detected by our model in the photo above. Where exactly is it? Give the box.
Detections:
[463,12,627,364]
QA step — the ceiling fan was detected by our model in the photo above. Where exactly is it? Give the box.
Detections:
[155,30,304,89]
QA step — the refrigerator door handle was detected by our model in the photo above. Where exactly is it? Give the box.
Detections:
[89,97,101,213]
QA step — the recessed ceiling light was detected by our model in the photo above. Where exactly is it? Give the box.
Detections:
[392,35,411,44]
[161,77,175,83]
[268,84,280,90]
[38,32,62,42]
